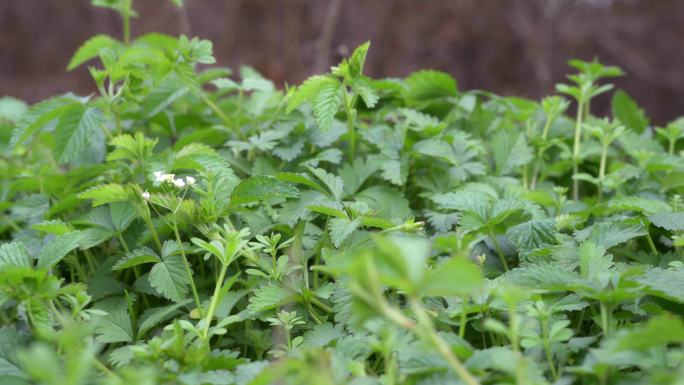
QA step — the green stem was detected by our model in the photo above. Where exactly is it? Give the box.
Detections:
[199,92,240,137]
[172,218,202,316]
[600,303,611,337]
[572,100,585,201]
[597,144,608,202]
[203,261,228,340]
[122,0,132,45]
[142,211,163,252]
[83,249,97,274]
[541,317,559,380]
[488,229,509,272]
[124,289,137,341]
[575,308,586,331]
[645,226,658,255]
[409,299,481,385]
[94,358,120,380]
[266,97,287,129]
[509,304,520,353]
[312,217,330,289]
[117,233,131,253]
[530,115,554,189]
[99,123,115,142]
[309,296,333,314]
[459,296,468,338]
[304,301,324,325]
[113,106,123,135]
[345,92,358,161]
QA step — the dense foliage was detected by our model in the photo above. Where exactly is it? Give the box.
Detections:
[3,1,684,384]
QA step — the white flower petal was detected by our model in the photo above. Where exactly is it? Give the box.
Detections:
[153,171,164,182]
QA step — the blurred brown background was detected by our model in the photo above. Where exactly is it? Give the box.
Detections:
[1,0,683,125]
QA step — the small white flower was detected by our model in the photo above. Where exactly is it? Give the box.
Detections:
[141,191,151,200]
[185,176,196,185]
[154,171,176,183]
[173,178,186,188]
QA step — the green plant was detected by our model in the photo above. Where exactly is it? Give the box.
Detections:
[3,1,684,384]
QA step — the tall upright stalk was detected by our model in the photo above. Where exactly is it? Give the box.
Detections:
[122,0,133,45]
[572,100,585,201]
[345,92,358,161]
[202,260,228,340]
[171,217,202,316]
[530,114,554,189]
[597,142,608,202]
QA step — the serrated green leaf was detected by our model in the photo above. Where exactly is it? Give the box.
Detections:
[578,241,611,280]
[113,247,160,270]
[505,263,587,291]
[574,221,646,249]
[0,242,31,270]
[310,168,344,201]
[405,70,457,101]
[647,212,684,231]
[352,77,379,108]
[614,314,684,351]
[329,217,361,248]
[10,97,78,149]
[348,41,370,77]
[0,96,27,123]
[137,299,192,338]
[612,90,648,134]
[31,220,72,235]
[422,257,482,297]
[78,183,131,207]
[107,132,158,162]
[67,34,119,71]
[0,357,25,379]
[370,153,408,186]
[356,185,411,222]
[339,158,379,196]
[37,231,84,269]
[275,172,327,195]
[230,176,299,207]
[142,73,189,117]
[312,79,343,132]
[287,75,336,113]
[507,218,557,253]
[306,205,347,219]
[247,285,290,313]
[491,130,533,176]
[54,104,105,164]
[94,303,134,344]
[637,267,684,303]
[607,196,671,215]
[149,254,190,302]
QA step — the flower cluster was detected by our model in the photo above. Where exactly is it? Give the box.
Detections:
[153,171,196,188]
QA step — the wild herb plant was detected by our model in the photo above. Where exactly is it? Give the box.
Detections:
[2,1,684,384]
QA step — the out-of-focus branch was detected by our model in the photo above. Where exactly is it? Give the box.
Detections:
[315,0,343,73]
[178,5,191,36]
[221,0,245,59]
[598,34,684,92]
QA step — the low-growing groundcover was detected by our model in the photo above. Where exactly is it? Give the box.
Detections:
[3,2,684,385]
